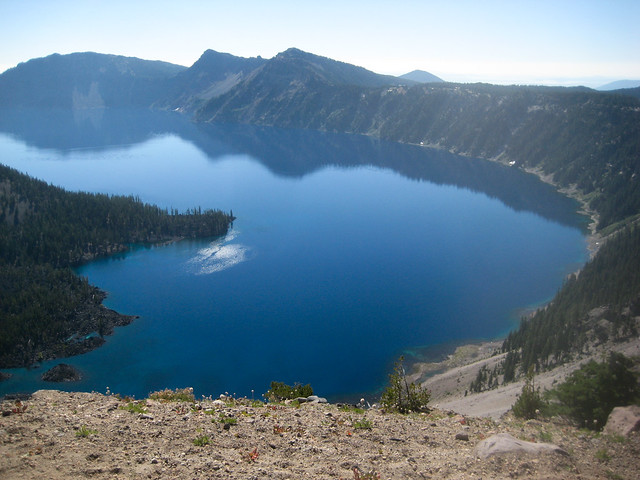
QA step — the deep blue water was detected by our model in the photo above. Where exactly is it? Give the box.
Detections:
[0,109,588,402]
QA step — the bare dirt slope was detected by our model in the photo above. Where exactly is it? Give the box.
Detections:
[2,389,639,479]
[418,337,640,419]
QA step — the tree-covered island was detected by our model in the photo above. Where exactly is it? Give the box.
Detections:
[0,163,234,368]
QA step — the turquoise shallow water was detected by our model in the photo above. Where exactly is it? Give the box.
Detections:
[0,109,588,402]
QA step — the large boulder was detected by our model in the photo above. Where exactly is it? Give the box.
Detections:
[475,433,568,459]
[604,405,640,437]
[41,363,82,382]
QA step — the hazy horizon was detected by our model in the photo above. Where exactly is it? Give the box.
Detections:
[1,1,639,89]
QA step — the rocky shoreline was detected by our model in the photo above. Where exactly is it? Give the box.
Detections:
[0,288,136,370]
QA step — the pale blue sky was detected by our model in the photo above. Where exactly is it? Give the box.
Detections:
[1,0,638,87]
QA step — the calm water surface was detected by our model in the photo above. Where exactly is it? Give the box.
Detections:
[0,109,588,401]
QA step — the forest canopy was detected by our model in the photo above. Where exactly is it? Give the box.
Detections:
[0,164,234,367]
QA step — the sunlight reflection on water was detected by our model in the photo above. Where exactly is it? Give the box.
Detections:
[187,230,252,275]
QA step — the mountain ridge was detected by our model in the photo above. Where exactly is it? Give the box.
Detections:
[0,52,185,109]
[152,49,267,112]
[1,47,639,397]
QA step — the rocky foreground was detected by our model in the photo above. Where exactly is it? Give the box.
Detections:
[1,389,639,479]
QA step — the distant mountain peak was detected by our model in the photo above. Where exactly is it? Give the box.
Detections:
[274,48,338,66]
[399,70,444,83]
[278,47,306,57]
[596,79,640,91]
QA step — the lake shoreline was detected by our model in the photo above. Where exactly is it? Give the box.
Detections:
[1,120,590,400]
[0,288,136,371]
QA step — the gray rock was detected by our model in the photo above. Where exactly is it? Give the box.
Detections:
[604,405,640,437]
[310,396,328,404]
[475,433,568,459]
[455,431,469,441]
[295,395,328,404]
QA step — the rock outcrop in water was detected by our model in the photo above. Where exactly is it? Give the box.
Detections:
[40,364,82,382]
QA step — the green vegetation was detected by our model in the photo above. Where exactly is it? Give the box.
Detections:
[502,226,640,378]
[353,417,373,430]
[197,54,640,400]
[3,50,640,408]
[339,405,365,414]
[0,164,233,368]
[469,364,501,393]
[265,381,313,402]
[544,353,640,430]
[192,434,211,446]
[75,425,98,438]
[538,429,553,443]
[199,69,640,231]
[511,368,544,420]
[217,413,238,425]
[595,448,611,463]
[119,401,148,414]
[149,388,196,403]
[380,356,431,414]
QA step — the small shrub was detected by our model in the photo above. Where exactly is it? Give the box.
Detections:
[76,425,98,438]
[512,368,545,419]
[607,433,627,444]
[380,356,430,413]
[119,401,148,414]
[192,434,211,446]
[218,414,237,425]
[595,448,611,463]
[353,417,373,430]
[265,381,313,402]
[538,429,553,443]
[149,387,195,403]
[546,353,640,430]
[339,405,365,414]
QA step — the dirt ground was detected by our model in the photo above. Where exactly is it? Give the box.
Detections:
[2,389,639,479]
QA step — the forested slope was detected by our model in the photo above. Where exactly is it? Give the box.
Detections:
[199,81,640,231]
[0,164,234,367]
[2,47,639,383]
[501,225,640,382]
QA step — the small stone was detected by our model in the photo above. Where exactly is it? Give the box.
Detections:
[455,432,469,441]
[452,414,466,425]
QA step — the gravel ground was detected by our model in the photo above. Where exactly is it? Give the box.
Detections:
[2,389,639,479]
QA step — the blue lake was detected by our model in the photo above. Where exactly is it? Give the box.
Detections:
[0,109,588,402]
